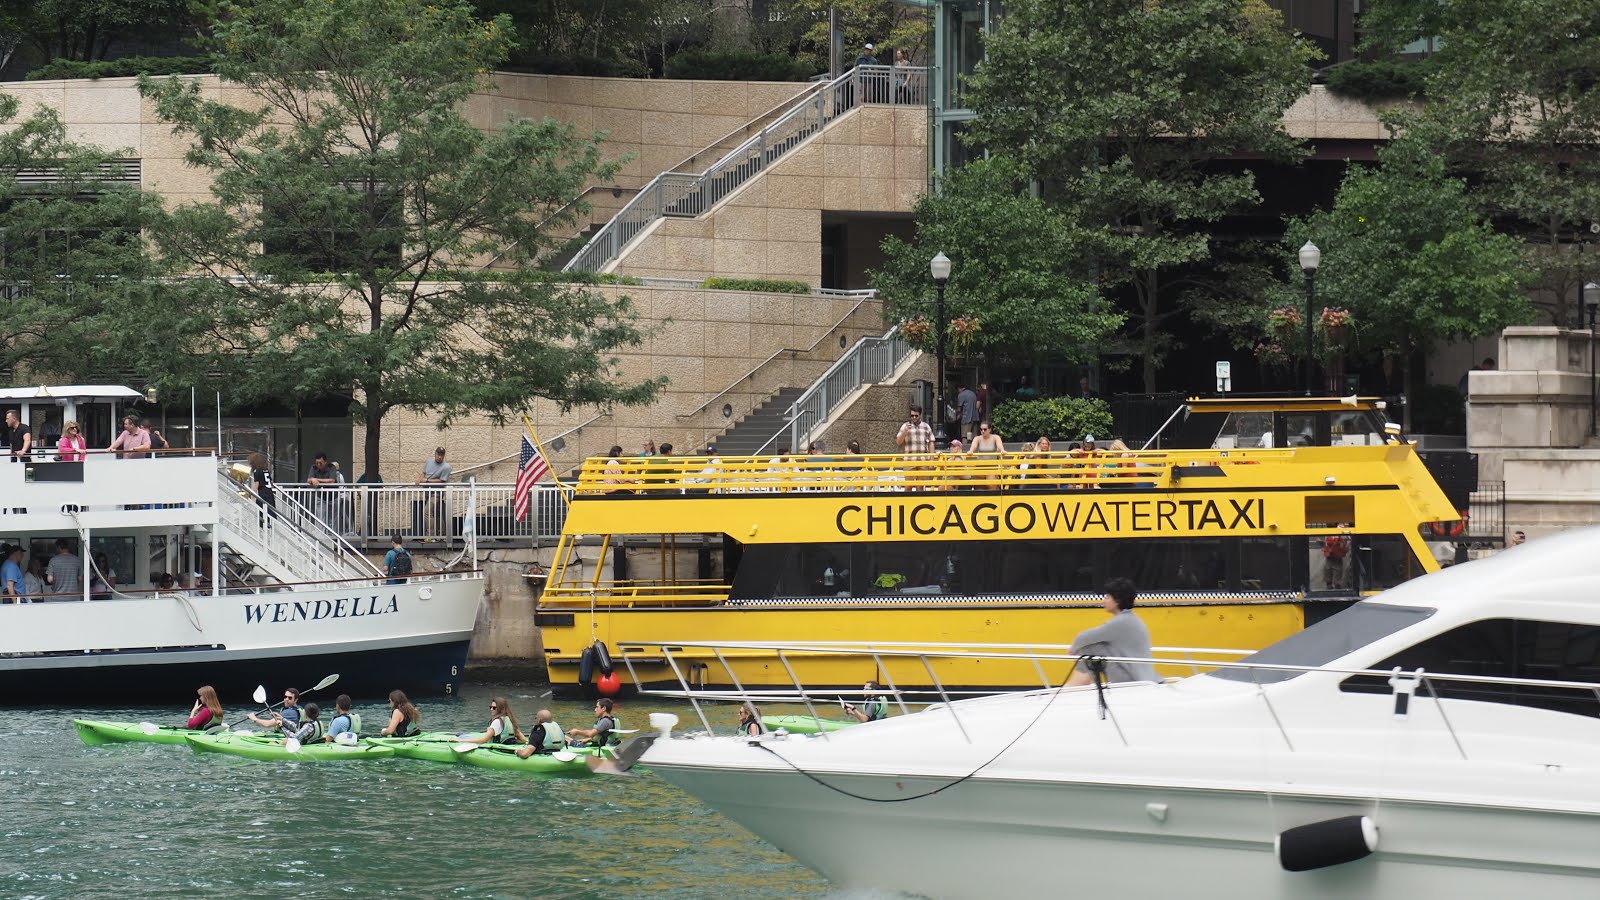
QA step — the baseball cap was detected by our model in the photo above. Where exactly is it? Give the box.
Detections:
[864,42,874,50]
[1083,434,1096,443]
[435,446,446,455]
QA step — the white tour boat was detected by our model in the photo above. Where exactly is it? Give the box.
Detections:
[0,386,482,702]
[635,528,1600,899]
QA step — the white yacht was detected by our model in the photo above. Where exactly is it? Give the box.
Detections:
[0,386,482,702]
[638,529,1600,899]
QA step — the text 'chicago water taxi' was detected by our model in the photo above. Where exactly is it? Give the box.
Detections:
[535,398,1458,693]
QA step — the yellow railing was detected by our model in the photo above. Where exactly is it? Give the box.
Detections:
[541,579,732,606]
[571,448,1297,495]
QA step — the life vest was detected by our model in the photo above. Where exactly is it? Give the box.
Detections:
[278,705,302,734]
[594,714,620,745]
[492,715,521,745]
[537,721,565,751]
[295,718,326,743]
[864,696,887,721]
[331,712,361,738]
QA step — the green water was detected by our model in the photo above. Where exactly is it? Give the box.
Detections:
[0,682,881,899]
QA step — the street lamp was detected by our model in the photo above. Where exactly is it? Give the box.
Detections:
[1586,282,1599,437]
[930,251,952,447]
[1298,241,1321,396]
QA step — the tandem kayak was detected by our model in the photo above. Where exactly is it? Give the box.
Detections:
[186,732,396,761]
[75,719,218,747]
[368,733,470,764]
[451,743,607,776]
[761,715,856,735]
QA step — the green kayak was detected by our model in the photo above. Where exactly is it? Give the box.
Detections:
[368,732,470,764]
[186,732,396,762]
[74,719,217,747]
[761,714,857,735]
[451,743,606,776]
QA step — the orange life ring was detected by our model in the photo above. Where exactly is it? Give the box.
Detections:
[1429,511,1469,539]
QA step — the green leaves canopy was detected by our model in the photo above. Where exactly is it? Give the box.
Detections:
[871,158,1122,365]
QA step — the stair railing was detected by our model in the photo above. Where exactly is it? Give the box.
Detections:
[216,471,381,583]
[564,65,928,274]
[782,326,914,454]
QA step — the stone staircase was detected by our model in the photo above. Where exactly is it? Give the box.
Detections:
[713,387,806,456]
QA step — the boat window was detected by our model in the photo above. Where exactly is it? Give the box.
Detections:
[1209,603,1435,684]
[1358,534,1426,590]
[1238,536,1294,590]
[1340,619,1600,716]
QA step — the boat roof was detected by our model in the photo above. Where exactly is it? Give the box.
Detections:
[0,385,143,402]
[1184,396,1387,413]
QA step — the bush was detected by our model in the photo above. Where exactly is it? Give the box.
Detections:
[664,50,818,82]
[990,397,1114,444]
[1410,383,1466,435]
[27,56,215,81]
[1321,59,1432,102]
[701,276,810,294]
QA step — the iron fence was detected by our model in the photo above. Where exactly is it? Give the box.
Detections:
[275,482,571,549]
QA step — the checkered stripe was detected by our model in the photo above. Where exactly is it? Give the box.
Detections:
[725,591,1300,608]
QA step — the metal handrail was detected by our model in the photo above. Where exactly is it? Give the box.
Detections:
[563,65,929,273]
[451,411,611,477]
[783,326,913,453]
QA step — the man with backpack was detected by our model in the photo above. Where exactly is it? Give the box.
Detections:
[385,534,413,584]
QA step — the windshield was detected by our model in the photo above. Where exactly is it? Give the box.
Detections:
[1208,603,1435,684]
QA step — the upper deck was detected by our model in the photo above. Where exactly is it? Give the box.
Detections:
[0,451,220,532]
[561,444,1457,544]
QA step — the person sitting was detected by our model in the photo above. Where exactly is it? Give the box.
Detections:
[844,681,889,723]
[379,689,421,737]
[287,702,325,744]
[514,709,567,758]
[461,697,526,746]
[736,701,765,737]
[326,694,361,742]
[248,687,302,735]
[187,685,224,732]
[567,698,619,747]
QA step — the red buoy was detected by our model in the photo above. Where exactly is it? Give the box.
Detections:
[596,671,622,697]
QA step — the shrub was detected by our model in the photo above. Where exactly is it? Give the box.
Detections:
[1321,59,1432,102]
[664,50,818,82]
[27,56,215,81]
[990,397,1113,444]
[701,277,810,294]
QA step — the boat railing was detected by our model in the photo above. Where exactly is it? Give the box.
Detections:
[0,568,478,603]
[570,447,1306,495]
[270,481,572,548]
[619,638,1600,759]
[540,579,731,605]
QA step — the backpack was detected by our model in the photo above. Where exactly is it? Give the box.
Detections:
[389,548,412,576]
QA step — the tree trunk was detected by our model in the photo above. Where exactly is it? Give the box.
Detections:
[1141,268,1158,392]
[363,397,383,482]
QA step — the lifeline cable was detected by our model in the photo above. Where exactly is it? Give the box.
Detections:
[749,656,1103,803]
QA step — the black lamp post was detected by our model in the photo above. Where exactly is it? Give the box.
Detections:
[930,251,952,447]
[1586,282,1599,438]
[1298,241,1321,396]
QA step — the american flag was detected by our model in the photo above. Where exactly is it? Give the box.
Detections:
[514,436,549,522]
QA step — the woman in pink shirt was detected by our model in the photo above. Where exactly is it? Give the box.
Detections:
[187,685,224,730]
[56,420,87,462]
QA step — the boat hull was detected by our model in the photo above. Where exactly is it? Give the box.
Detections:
[648,759,1600,899]
[186,732,396,761]
[74,719,204,746]
[453,744,603,776]
[370,733,471,763]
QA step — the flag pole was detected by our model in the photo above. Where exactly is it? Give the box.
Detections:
[521,416,567,490]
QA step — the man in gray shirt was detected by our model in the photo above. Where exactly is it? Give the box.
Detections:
[1066,577,1159,685]
[412,446,452,537]
[46,539,83,597]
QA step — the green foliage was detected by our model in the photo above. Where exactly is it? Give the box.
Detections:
[989,397,1113,444]
[871,158,1123,364]
[26,55,213,80]
[664,49,817,82]
[1409,383,1465,436]
[1321,58,1432,102]
[792,0,930,70]
[134,0,663,477]
[963,0,1317,390]
[0,94,166,381]
[0,0,191,62]
[701,277,810,294]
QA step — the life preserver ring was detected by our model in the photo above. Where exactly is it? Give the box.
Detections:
[1429,511,1469,539]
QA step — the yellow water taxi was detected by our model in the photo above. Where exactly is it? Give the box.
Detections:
[535,398,1459,692]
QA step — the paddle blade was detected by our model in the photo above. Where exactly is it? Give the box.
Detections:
[552,750,578,763]
[285,737,301,753]
[252,685,267,705]
[140,722,159,735]
[313,673,339,691]
[451,743,478,754]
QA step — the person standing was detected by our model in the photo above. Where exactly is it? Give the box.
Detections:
[46,539,82,597]
[956,384,979,440]
[1322,532,1351,589]
[1066,578,1159,686]
[56,421,87,462]
[306,451,337,525]
[1,546,24,603]
[23,557,45,600]
[107,416,149,459]
[895,405,935,455]
[892,48,912,102]
[413,446,451,537]
[384,534,412,584]
[5,409,31,461]
[249,452,276,523]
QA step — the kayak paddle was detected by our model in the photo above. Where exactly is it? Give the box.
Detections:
[223,674,340,729]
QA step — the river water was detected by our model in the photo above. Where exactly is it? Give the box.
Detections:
[0,682,905,899]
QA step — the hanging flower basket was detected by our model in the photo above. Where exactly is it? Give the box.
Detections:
[898,315,932,349]
[1266,306,1303,344]
[948,314,982,356]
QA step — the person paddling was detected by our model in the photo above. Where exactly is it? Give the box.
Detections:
[378,689,420,738]
[286,702,325,744]
[461,697,526,746]
[187,685,224,732]
[844,681,888,723]
[248,687,303,735]
[568,698,619,747]
[514,709,566,758]
[736,701,765,737]
[326,694,361,742]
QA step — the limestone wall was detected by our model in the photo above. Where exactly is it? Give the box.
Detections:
[612,105,929,286]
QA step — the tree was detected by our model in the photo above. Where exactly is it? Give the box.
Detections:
[0,0,189,64]
[793,0,929,68]
[963,0,1316,390]
[138,0,663,478]
[1362,0,1600,327]
[0,93,165,380]
[871,158,1123,367]
[1282,136,1533,416]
